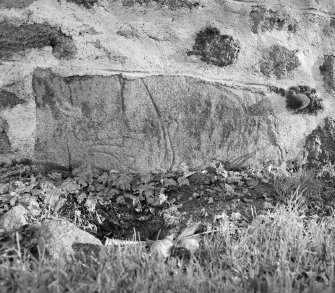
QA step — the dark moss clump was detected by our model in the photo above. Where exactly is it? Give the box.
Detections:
[269,86,286,97]
[0,0,35,9]
[0,21,76,60]
[260,45,300,79]
[270,85,323,115]
[188,26,240,67]
[249,6,297,34]
[285,86,323,115]
[66,0,98,9]
[319,55,335,91]
[0,90,26,109]
[122,0,200,10]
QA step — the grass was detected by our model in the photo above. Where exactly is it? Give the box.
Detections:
[273,169,324,203]
[1,171,335,293]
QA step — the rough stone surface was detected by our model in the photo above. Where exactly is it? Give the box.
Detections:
[320,55,335,91]
[188,26,240,67]
[38,218,101,260]
[0,205,28,233]
[32,68,285,171]
[305,117,335,167]
[0,21,76,60]
[260,45,301,79]
[0,0,334,171]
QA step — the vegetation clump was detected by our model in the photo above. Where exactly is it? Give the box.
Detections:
[188,26,240,67]
[0,21,76,60]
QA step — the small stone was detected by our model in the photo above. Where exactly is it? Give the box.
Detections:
[231,212,242,221]
[0,205,28,233]
[225,183,235,194]
[205,166,217,174]
[208,197,214,204]
[246,179,259,188]
[0,183,9,194]
[38,218,101,261]
[263,202,274,209]
[18,196,41,216]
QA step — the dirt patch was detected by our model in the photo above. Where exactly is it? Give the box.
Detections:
[2,158,333,245]
[0,21,76,60]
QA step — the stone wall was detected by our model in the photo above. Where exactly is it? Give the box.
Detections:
[0,0,335,172]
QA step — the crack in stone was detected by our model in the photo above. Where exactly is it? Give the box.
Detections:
[141,79,175,171]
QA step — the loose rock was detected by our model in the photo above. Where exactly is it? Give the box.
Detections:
[38,218,102,261]
[0,205,28,233]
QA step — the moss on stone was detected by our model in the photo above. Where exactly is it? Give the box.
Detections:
[66,0,98,9]
[249,6,297,34]
[285,86,323,115]
[0,0,35,9]
[319,55,335,91]
[188,26,240,67]
[0,21,76,60]
[0,117,11,154]
[260,45,300,79]
[122,0,200,10]
[0,90,26,109]
[305,117,335,167]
